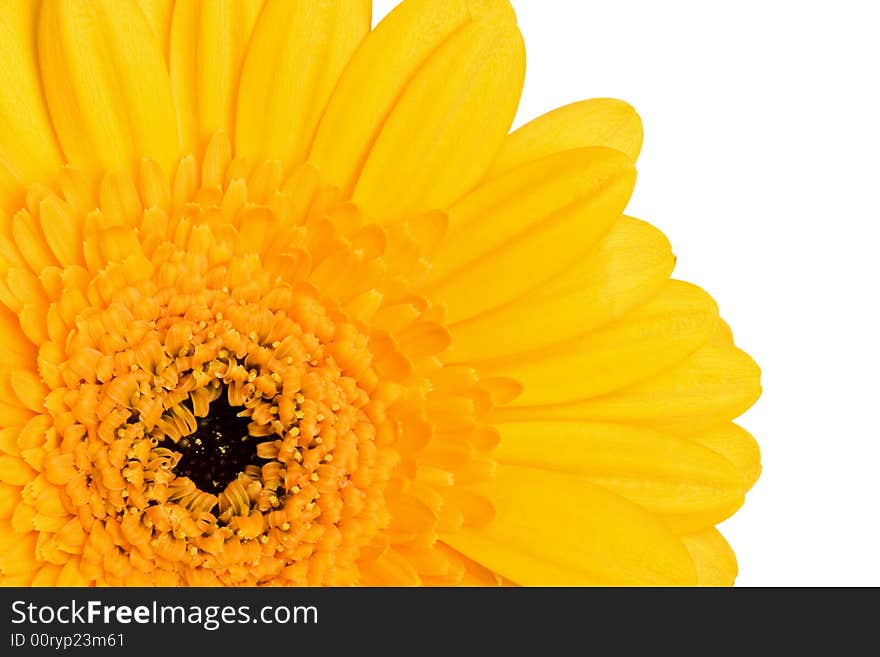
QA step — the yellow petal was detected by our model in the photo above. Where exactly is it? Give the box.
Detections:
[57,559,89,586]
[39,0,181,179]
[691,422,762,491]
[0,400,33,427]
[351,6,525,220]
[0,523,37,576]
[0,307,38,369]
[0,166,21,214]
[310,0,515,196]
[496,342,761,435]
[170,0,265,155]
[444,463,696,585]
[439,545,502,586]
[360,547,422,586]
[30,563,62,586]
[134,0,173,60]
[39,195,84,267]
[446,215,673,362]
[433,148,631,279]
[489,98,643,177]
[493,421,745,533]
[12,208,57,272]
[427,149,635,323]
[0,483,19,520]
[682,528,738,586]
[235,0,370,168]
[709,318,735,346]
[0,455,35,486]
[0,1,64,201]
[10,370,48,413]
[484,280,718,405]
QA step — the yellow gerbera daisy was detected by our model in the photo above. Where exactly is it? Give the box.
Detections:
[0,0,761,587]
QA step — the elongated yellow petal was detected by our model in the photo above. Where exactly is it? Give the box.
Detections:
[134,0,173,60]
[39,0,181,179]
[682,529,738,586]
[602,343,762,435]
[0,1,64,200]
[0,455,35,486]
[0,483,18,520]
[493,421,745,533]
[495,342,761,435]
[709,318,735,346]
[426,149,635,323]
[309,0,515,196]
[235,0,370,168]
[482,280,718,404]
[433,148,631,279]
[0,522,38,576]
[170,0,265,155]
[351,7,525,219]
[444,464,697,585]
[0,166,21,215]
[692,422,762,491]
[488,98,643,177]
[446,216,673,362]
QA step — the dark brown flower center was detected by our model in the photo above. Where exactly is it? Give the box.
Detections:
[163,394,268,494]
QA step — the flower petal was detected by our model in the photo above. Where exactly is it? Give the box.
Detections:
[488,98,643,177]
[0,168,20,215]
[134,0,173,60]
[0,522,38,576]
[352,12,525,219]
[350,4,525,219]
[0,1,64,206]
[0,455,35,486]
[709,318,735,346]
[445,215,673,362]
[0,483,19,520]
[495,342,762,435]
[426,148,635,323]
[691,422,762,491]
[432,148,632,279]
[235,0,370,168]
[444,463,697,585]
[39,0,181,179]
[170,0,265,155]
[0,310,37,369]
[682,528,738,586]
[310,0,517,197]
[493,421,745,533]
[481,280,718,405]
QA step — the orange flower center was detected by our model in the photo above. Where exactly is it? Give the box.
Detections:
[3,132,499,587]
[39,217,400,585]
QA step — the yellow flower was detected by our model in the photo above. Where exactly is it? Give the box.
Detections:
[0,0,761,587]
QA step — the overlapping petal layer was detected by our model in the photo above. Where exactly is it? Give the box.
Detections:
[170,0,265,154]
[39,0,181,178]
[0,1,64,211]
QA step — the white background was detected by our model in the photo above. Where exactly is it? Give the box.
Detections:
[371,1,880,586]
